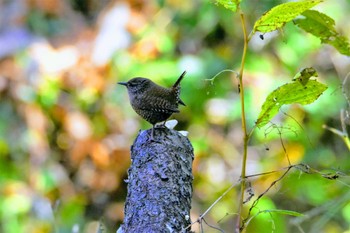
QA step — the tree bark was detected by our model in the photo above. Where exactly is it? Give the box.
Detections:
[118,127,194,233]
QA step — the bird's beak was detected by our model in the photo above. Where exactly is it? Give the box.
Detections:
[118,82,128,86]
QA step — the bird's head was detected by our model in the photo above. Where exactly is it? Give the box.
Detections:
[118,77,153,94]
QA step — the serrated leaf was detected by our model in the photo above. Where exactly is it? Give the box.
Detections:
[256,71,327,128]
[253,0,322,33]
[215,0,241,12]
[294,10,350,56]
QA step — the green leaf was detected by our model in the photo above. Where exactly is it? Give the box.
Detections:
[256,69,327,128]
[294,10,350,56]
[253,0,322,33]
[215,0,241,12]
[245,208,304,228]
[260,209,304,217]
[292,67,318,86]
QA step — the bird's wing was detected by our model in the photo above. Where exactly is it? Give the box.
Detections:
[137,95,179,113]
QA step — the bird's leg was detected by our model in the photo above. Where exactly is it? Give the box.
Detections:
[154,122,166,129]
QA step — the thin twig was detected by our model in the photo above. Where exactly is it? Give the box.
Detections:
[205,69,239,83]
[282,111,314,148]
[241,166,292,231]
[202,218,226,233]
[185,182,238,230]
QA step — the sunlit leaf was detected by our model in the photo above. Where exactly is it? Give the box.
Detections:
[215,0,241,12]
[256,69,327,127]
[253,0,322,33]
[294,10,350,56]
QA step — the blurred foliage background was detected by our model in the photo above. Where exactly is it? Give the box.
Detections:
[0,0,349,232]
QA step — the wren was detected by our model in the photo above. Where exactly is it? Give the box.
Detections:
[118,71,186,140]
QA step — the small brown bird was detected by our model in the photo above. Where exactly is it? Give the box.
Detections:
[118,71,186,140]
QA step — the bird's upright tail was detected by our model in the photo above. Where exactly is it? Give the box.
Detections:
[173,71,187,88]
[172,71,186,106]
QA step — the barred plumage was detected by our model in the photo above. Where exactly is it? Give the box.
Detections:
[118,71,186,140]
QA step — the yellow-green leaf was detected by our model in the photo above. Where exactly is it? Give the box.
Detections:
[215,0,241,12]
[292,67,318,86]
[253,0,322,33]
[294,10,350,56]
[256,70,327,128]
[261,209,304,217]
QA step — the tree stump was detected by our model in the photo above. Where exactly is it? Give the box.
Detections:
[118,127,194,233]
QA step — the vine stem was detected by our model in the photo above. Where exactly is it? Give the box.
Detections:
[235,11,250,233]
